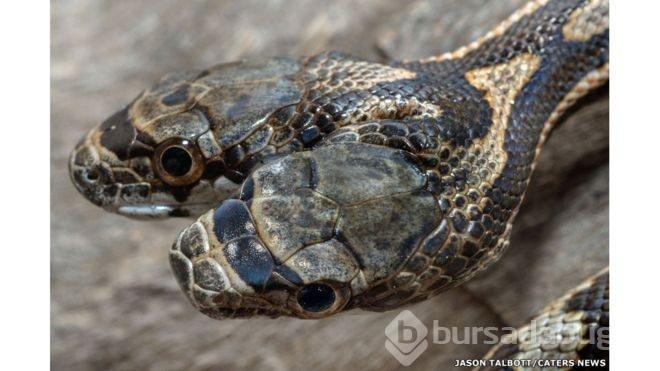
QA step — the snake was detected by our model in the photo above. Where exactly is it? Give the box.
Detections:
[69,0,608,367]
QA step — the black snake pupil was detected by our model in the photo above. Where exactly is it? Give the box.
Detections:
[297,283,336,312]
[86,168,99,181]
[161,147,193,177]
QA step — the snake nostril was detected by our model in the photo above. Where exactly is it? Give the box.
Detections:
[85,168,100,183]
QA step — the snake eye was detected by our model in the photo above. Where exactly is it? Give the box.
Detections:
[297,283,336,312]
[153,138,204,186]
[294,281,352,318]
[162,147,192,176]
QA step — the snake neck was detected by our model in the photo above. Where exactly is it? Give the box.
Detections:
[148,1,610,316]
[304,0,609,301]
[398,0,608,195]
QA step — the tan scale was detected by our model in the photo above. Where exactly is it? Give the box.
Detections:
[563,0,609,42]
[465,53,542,185]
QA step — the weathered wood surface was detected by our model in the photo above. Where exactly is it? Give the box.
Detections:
[51,1,608,369]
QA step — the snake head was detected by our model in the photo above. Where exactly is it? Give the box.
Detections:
[170,142,455,319]
[69,57,304,218]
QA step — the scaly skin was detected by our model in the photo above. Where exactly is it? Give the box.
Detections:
[70,0,608,335]
[475,268,608,370]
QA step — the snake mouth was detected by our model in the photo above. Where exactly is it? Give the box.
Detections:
[69,136,224,219]
[70,155,217,219]
[70,164,184,219]
[117,204,185,218]
[116,201,224,218]
[168,209,307,319]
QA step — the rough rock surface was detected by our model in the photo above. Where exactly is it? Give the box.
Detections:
[51,1,608,370]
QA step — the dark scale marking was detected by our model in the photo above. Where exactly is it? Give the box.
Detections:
[264,273,296,291]
[224,145,246,167]
[408,84,488,145]
[334,230,366,270]
[273,264,303,285]
[202,159,227,180]
[135,130,157,147]
[291,112,313,130]
[223,237,274,292]
[360,133,386,146]
[235,156,265,176]
[454,195,466,208]
[443,256,467,277]
[481,214,494,230]
[317,114,337,133]
[467,221,485,239]
[405,255,429,274]
[449,209,468,233]
[127,141,153,158]
[409,132,430,151]
[99,107,136,160]
[461,240,480,257]
[308,157,320,189]
[385,137,413,152]
[466,204,481,220]
[433,235,459,268]
[438,197,451,213]
[239,176,255,201]
[212,199,256,243]
[380,121,408,137]
[421,220,450,256]
[170,185,194,203]
[101,184,118,200]
[323,103,342,117]
[161,85,189,106]
[425,171,442,194]
[467,189,480,202]
[300,125,322,145]
[169,252,193,293]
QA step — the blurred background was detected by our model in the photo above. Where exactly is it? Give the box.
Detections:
[51,1,608,370]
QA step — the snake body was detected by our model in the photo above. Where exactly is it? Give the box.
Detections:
[70,0,608,366]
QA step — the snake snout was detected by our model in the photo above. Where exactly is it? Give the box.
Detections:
[69,142,120,207]
[169,214,232,307]
[169,201,289,318]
